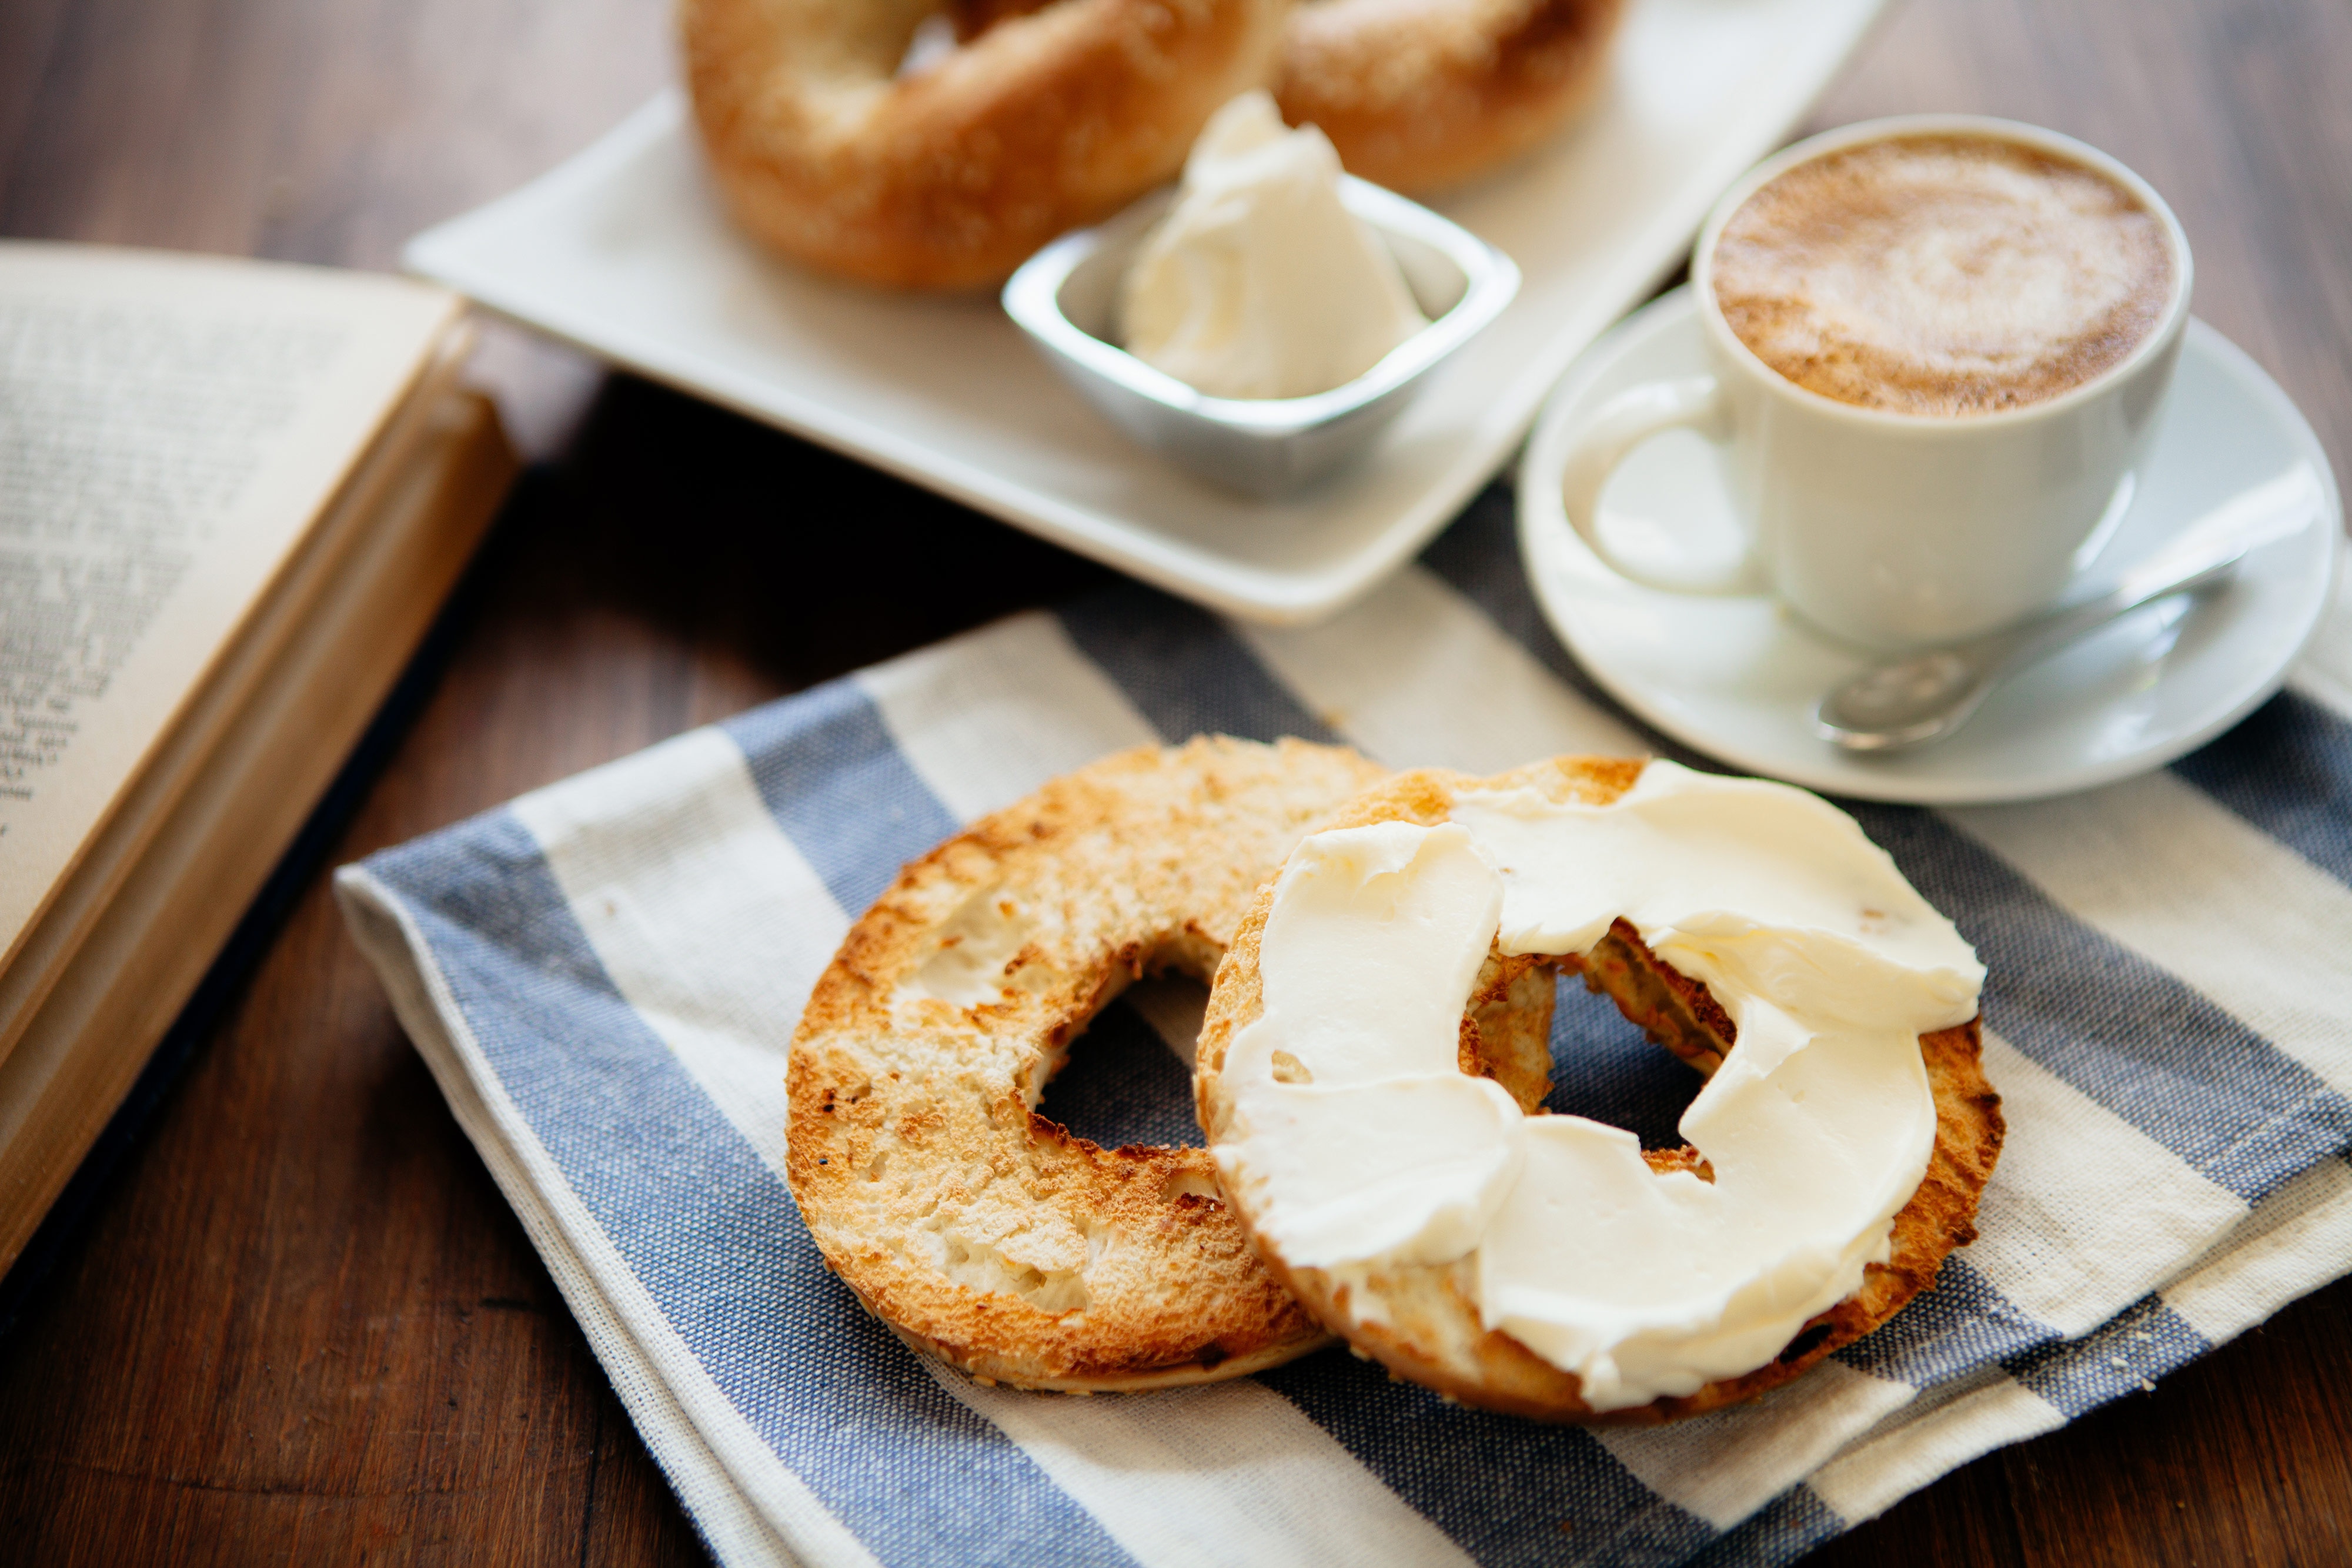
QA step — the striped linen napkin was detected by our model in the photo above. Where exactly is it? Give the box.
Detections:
[336,489,2352,1567]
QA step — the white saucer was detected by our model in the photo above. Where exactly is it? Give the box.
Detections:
[1516,289,2343,805]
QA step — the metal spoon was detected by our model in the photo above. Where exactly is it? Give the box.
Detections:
[1815,467,2325,753]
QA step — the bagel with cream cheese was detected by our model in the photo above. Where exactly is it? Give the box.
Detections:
[787,737,1388,1389]
[1195,756,2004,1423]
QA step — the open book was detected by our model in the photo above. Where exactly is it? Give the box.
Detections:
[0,245,516,1271]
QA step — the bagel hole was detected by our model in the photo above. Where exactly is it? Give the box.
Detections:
[1033,977,1209,1152]
[1541,969,1708,1153]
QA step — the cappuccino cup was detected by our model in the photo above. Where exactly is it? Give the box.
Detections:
[1548,116,2192,651]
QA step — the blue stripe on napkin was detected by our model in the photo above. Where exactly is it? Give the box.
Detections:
[2002,1293,2209,1418]
[723,680,959,918]
[1836,1256,2056,1387]
[1688,1486,1845,1568]
[370,817,1139,1568]
[1260,1353,1712,1567]
[1058,586,1343,747]
[2172,689,2352,887]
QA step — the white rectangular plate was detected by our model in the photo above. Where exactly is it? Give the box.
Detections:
[406,0,1884,624]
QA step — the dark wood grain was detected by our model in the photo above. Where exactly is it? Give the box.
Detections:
[2,0,2348,1562]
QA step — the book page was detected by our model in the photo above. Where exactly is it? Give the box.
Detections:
[0,245,462,964]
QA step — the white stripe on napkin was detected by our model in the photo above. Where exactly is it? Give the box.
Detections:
[336,869,874,1568]
[1963,1033,2247,1335]
[512,727,841,1175]
[934,1371,1477,1568]
[860,613,1158,822]
[1950,773,2352,1091]
[1239,566,1648,771]
[1806,1368,2063,1524]
[2163,1156,2352,1340]
[1598,1361,1915,1529]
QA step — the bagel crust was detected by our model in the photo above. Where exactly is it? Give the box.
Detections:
[680,0,1289,289]
[787,737,1388,1389]
[1195,757,2006,1423]
[951,0,1628,196]
[1276,0,1628,192]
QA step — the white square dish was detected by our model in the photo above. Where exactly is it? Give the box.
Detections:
[405,0,1885,624]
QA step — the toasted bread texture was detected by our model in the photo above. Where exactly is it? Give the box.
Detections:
[681,0,1289,289]
[1195,757,2006,1422]
[788,737,1389,1390]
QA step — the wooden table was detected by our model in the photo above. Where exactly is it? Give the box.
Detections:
[5,0,2349,1560]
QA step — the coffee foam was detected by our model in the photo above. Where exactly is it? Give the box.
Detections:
[1710,135,2175,417]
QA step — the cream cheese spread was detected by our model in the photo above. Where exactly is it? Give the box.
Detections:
[1211,761,1985,1411]
[1117,92,1427,400]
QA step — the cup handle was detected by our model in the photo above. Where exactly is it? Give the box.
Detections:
[1558,375,1759,594]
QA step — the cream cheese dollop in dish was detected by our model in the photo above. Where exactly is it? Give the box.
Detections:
[1117,92,1428,400]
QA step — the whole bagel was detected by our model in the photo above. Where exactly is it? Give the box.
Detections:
[952,0,1628,193]
[787,737,1388,1389]
[1195,758,2005,1423]
[679,0,1290,289]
